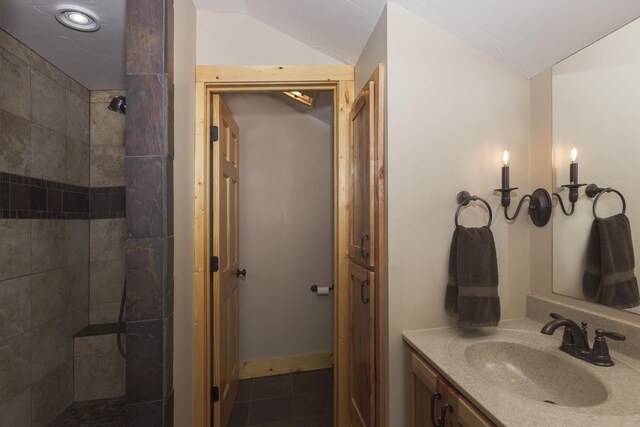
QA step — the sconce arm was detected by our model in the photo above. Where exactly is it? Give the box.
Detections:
[552,192,575,216]
[504,194,532,221]
[496,188,552,227]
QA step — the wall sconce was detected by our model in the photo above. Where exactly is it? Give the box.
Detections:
[494,150,552,227]
[552,147,586,216]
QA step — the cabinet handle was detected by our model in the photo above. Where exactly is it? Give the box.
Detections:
[360,280,370,304]
[360,233,370,259]
[438,403,453,427]
[430,392,442,427]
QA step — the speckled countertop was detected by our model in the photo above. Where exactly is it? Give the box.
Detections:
[403,319,640,427]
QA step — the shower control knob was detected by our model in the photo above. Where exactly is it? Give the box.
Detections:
[236,268,247,278]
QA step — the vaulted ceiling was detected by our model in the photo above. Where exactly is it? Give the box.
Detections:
[195,0,640,77]
[1,0,640,89]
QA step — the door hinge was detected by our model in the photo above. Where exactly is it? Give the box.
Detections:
[210,125,219,143]
[211,386,219,403]
[211,256,219,273]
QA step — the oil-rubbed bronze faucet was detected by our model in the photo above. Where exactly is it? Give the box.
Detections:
[540,313,626,367]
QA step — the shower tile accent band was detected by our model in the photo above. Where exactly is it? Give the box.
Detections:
[0,171,125,219]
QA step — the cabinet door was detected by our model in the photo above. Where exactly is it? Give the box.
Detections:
[349,262,376,427]
[450,393,495,427]
[406,346,446,427]
[348,81,376,268]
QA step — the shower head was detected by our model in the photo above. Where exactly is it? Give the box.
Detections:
[108,96,126,114]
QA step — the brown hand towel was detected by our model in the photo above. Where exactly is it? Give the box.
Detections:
[445,225,500,327]
[583,213,640,309]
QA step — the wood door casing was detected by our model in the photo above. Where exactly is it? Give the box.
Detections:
[349,261,375,427]
[348,81,376,268]
[212,94,240,427]
[193,67,358,427]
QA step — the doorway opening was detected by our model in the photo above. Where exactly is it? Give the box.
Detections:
[195,66,354,426]
[219,90,335,425]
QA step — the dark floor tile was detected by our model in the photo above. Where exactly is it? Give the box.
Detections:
[229,401,250,427]
[248,396,293,425]
[49,397,126,426]
[253,374,292,400]
[324,369,333,387]
[126,400,163,426]
[293,390,332,419]
[292,371,330,395]
[295,414,333,427]
[237,379,254,402]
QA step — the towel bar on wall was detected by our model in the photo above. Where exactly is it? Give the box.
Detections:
[586,184,627,219]
[455,191,493,227]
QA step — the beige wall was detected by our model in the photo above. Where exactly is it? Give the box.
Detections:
[173,0,197,424]
[222,93,334,362]
[355,6,387,94]
[385,4,531,425]
[196,12,343,65]
[530,70,640,325]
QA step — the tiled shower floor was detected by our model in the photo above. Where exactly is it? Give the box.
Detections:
[229,368,333,427]
[46,369,332,426]
[48,397,126,427]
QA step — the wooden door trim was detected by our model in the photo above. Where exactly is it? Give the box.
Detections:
[196,64,354,83]
[370,64,386,427]
[193,65,360,427]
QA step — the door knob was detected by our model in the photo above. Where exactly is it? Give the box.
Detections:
[236,268,246,278]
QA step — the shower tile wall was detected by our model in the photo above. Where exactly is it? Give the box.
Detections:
[0,30,90,426]
[89,92,126,324]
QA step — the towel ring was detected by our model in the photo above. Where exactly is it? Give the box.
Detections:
[585,184,626,219]
[455,191,492,227]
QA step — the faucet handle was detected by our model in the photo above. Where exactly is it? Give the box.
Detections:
[596,329,626,341]
[549,312,565,320]
[591,329,625,366]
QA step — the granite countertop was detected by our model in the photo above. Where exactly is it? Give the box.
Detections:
[403,319,640,427]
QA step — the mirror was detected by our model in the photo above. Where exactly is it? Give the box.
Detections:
[552,17,640,314]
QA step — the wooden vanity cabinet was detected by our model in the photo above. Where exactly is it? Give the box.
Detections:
[405,346,495,427]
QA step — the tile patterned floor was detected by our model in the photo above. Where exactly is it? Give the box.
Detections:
[48,397,126,427]
[46,370,332,426]
[229,369,333,427]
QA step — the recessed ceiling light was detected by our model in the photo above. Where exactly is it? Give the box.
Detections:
[55,6,100,32]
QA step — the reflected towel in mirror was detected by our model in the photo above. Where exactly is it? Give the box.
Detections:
[583,213,640,309]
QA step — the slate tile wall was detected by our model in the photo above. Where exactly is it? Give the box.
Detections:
[124,0,174,423]
[0,30,92,426]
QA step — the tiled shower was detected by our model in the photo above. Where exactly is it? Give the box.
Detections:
[0,30,127,426]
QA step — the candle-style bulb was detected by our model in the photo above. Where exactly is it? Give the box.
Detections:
[569,147,579,185]
[503,150,509,166]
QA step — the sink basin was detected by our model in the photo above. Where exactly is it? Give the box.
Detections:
[464,341,608,407]
[406,320,640,425]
